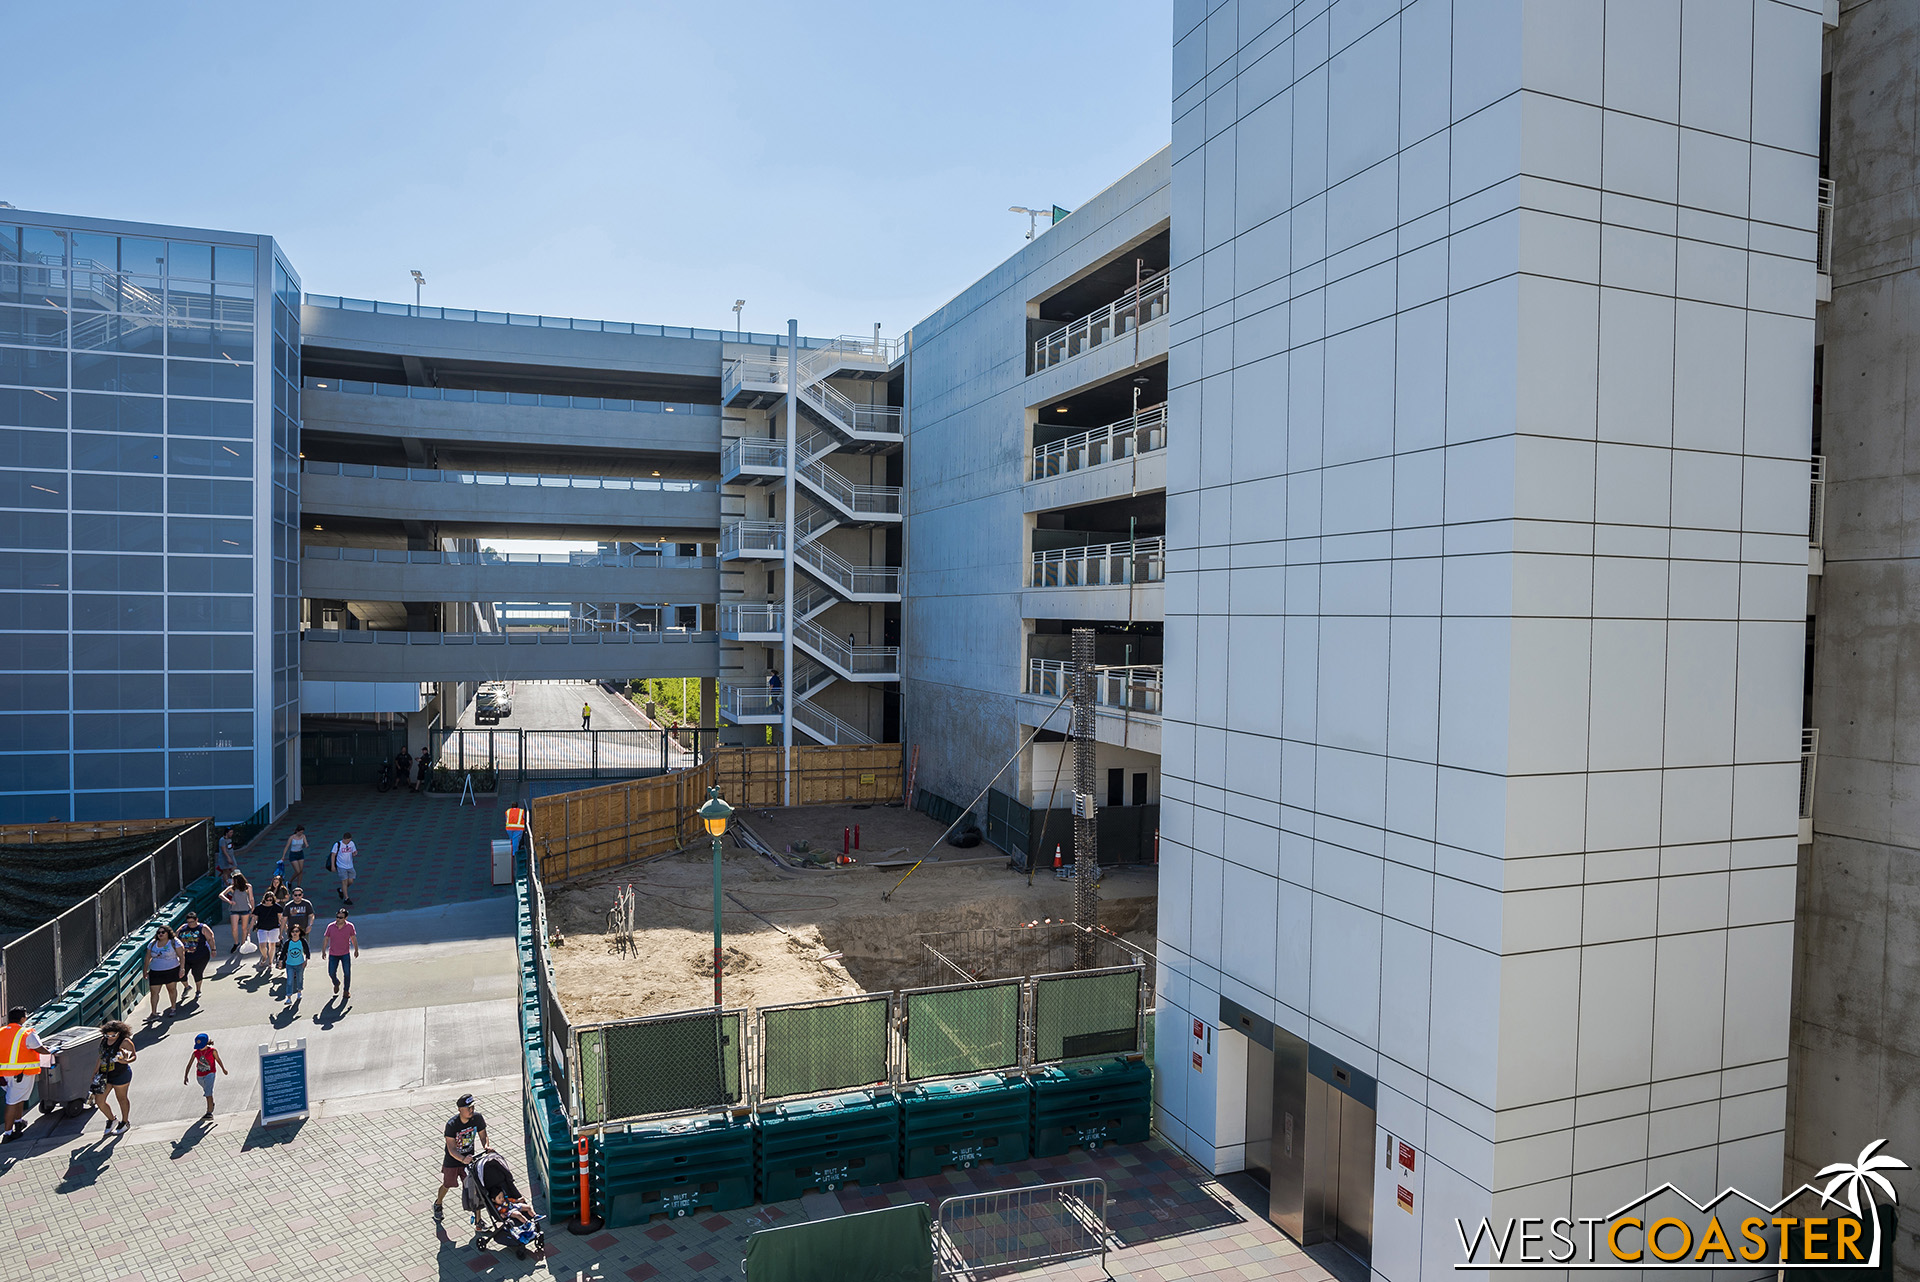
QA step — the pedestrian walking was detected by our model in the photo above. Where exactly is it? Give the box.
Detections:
[252,891,283,978]
[214,827,237,876]
[221,872,254,955]
[88,1020,135,1134]
[330,832,357,903]
[413,749,431,793]
[145,926,185,1019]
[397,747,413,787]
[768,668,782,710]
[433,1093,489,1216]
[281,886,315,965]
[264,872,287,904]
[581,699,592,730]
[1,1007,46,1144]
[324,907,359,1001]
[177,912,216,1000]
[282,824,309,883]
[182,1033,226,1120]
[282,926,309,1008]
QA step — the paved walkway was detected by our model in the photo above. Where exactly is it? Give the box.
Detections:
[1,1082,1331,1282]
[237,786,511,917]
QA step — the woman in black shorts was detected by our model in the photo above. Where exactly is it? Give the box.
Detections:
[145,925,185,1019]
[252,891,283,978]
[178,911,216,1001]
[89,1020,136,1134]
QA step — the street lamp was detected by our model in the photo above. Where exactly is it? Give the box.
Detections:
[1009,206,1046,240]
[410,269,426,310]
[732,299,745,339]
[698,786,734,1006]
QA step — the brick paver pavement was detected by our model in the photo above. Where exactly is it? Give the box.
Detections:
[235,785,512,917]
[0,1084,1333,1282]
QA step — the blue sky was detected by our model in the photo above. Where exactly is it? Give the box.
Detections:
[2,1,1172,341]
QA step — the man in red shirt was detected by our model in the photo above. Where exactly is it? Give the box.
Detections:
[324,907,360,1002]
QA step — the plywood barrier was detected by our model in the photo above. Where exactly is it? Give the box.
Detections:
[0,816,202,846]
[531,745,904,883]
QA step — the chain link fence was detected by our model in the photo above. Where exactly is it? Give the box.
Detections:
[1033,969,1143,1063]
[580,1008,744,1126]
[757,993,891,1099]
[902,980,1024,1080]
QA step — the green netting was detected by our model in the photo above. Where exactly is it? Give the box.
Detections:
[760,995,890,1099]
[578,1027,605,1124]
[903,982,1021,1080]
[600,1009,742,1122]
[1033,970,1140,1062]
[745,1202,933,1282]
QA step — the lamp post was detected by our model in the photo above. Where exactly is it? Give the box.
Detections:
[697,787,734,1007]
[410,269,425,310]
[732,299,745,339]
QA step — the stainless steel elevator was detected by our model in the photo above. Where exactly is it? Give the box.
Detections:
[1223,1000,1375,1271]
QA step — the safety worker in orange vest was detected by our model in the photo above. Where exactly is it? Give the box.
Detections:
[1,1006,47,1143]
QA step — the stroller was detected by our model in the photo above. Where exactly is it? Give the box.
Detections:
[460,1149,545,1259]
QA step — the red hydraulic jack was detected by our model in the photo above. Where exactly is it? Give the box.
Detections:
[566,1134,605,1234]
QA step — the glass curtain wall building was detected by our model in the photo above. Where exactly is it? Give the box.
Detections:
[0,213,298,824]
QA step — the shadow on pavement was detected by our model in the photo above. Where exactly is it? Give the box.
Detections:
[239,1115,306,1151]
[169,1117,215,1161]
[55,1132,122,1192]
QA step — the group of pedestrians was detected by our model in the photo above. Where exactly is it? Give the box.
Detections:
[218,874,360,1008]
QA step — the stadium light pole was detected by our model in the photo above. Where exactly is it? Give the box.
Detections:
[698,787,734,1007]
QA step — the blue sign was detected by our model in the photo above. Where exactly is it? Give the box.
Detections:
[259,1038,309,1125]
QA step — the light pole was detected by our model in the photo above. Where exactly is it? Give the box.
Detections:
[411,269,426,310]
[698,787,734,1007]
[732,299,745,339]
[1009,206,1047,239]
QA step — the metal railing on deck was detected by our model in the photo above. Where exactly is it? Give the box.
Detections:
[719,603,783,635]
[1027,660,1163,716]
[720,684,782,721]
[303,376,720,418]
[1817,178,1836,277]
[794,617,900,676]
[1031,537,1165,588]
[721,520,785,556]
[936,1179,1109,1281]
[1033,268,1170,372]
[304,292,833,346]
[1810,455,1827,549]
[301,459,713,493]
[1032,403,1168,480]
[302,546,713,569]
[792,696,876,746]
[796,540,902,597]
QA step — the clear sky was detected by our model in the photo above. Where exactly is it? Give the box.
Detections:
[1,1,1173,342]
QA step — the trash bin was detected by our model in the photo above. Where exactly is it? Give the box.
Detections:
[36,1026,102,1117]
[491,839,514,886]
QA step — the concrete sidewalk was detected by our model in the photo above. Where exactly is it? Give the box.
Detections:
[6,898,517,1136]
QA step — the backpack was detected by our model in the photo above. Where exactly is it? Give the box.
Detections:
[326,842,337,872]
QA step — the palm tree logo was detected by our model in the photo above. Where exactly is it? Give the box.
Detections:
[1815,1138,1910,1254]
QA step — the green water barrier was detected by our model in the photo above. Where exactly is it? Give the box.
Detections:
[756,1089,901,1203]
[595,1112,758,1225]
[898,1071,1031,1179]
[1030,1056,1153,1158]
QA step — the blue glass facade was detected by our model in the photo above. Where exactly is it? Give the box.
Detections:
[0,215,298,824]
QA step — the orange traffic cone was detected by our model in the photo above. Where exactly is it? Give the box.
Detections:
[1053,844,1062,871]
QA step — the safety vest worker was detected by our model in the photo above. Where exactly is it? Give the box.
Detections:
[505,807,527,832]
[0,1019,41,1075]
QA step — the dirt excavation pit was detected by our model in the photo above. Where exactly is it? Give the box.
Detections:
[545,803,1158,1023]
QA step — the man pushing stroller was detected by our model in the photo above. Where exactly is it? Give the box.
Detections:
[460,1145,544,1259]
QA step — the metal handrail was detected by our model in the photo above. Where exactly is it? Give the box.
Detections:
[722,440,901,516]
[792,580,836,619]
[303,292,833,347]
[720,521,785,556]
[1027,660,1163,715]
[302,628,716,645]
[1033,268,1170,372]
[797,333,903,379]
[301,546,713,569]
[303,376,720,418]
[300,459,714,493]
[1810,454,1827,549]
[721,355,903,439]
[792,696,876,746]
[719,603,784,635]
[1817,178,1836,276]
[793,616,899,676]
[721,438,786,474]
[1032,404,1169,480]
[719,684,782,720]
[795,539,902,597]
[1031,537,1166,588]
[1801,727,1820,823]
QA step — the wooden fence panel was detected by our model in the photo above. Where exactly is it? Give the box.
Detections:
[531,746,903,883]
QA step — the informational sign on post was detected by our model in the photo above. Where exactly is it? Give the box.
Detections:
[259,1037,309,1126]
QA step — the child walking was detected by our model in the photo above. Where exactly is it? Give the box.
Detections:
[183,1033,227,1119]
[283,925,309,1008]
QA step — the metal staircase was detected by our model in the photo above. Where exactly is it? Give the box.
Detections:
[717,335,903,747]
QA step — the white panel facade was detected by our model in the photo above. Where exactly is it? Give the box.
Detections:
[1159,0,1820,1272]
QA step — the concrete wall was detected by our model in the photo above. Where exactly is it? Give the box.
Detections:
[299,631,718,682]
[903,150,1171,804]
[1791,0,1920,1255]
[301,304,729,383]
[1158,0,1821,1273]
[300,469,720,540]
[298,554,718,604]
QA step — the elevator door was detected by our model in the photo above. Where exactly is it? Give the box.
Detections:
[1321,1087,1375,1262]
[1244,1038,1273,1187]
